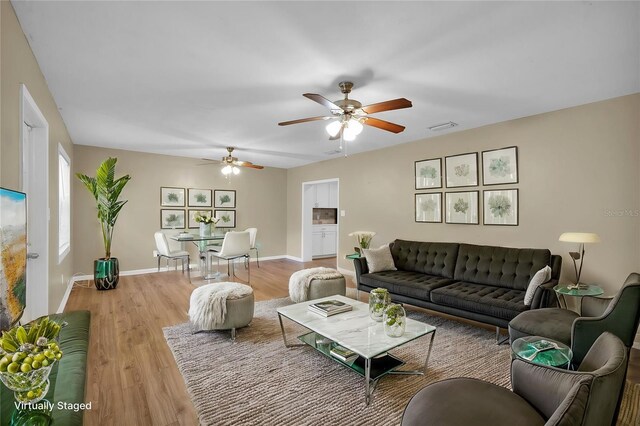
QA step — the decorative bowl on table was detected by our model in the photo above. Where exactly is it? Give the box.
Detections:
[0,317,64,404]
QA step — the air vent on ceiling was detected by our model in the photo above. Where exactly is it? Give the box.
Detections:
[428,122,458,131]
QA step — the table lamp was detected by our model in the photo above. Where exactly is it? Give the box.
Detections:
[558,232,601,289]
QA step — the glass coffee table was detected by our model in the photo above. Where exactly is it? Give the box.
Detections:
[276,295,436,405]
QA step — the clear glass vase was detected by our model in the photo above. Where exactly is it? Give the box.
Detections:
[0,361,55,404]
[369,288,390,322]
[384,304,406,337]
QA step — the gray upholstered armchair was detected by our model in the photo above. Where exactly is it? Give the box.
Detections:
[401,332,628,426]
[509,272,640,364]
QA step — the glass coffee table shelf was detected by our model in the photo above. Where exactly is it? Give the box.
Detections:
[297,331,405,381]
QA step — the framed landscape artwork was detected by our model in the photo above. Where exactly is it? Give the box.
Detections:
[160,209,185,229]
[214,190,236,208]
[188,209,212,229]
[160,187,185,207]
[484,189,519,226]
[482,147,518,185]
[445,152,478,188]
[188,188,212,207]
[415,158,442,190]
[214,210,236,228]
[445,191,479,224]
[415,193,442,223]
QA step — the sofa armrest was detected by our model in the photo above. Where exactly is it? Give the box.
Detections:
[353,257,369,289]
[530,279,559,309]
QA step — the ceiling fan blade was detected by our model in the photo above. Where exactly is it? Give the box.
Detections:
[234,160,264,170]
[364,117,406,133]
[361,98,412,114]
[303,93,342,111]
[278,116,333,126]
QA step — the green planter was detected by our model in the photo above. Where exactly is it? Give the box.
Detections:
[94,258,119,290]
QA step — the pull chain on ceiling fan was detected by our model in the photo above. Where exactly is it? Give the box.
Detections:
[278,81,412,141]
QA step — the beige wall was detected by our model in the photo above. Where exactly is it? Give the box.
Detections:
[1,2,75,313]
[73,146,287,272]
[287,94,640,294]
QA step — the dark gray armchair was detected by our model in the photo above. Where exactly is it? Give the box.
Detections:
[509,272,640,364]
[401,332,628,426]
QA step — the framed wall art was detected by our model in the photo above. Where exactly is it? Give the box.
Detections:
[214,189,236,208]
[160,187,185,207]
[445,152,478,188]
[160,209,185,229]
[188,188,212,207]
[214,210,236,228]
[483,189,519,226]
[415,158,442,190]
[445,191,479,224]
[415,193,442,223]
[482,146,518,185]
[188,209,213,229]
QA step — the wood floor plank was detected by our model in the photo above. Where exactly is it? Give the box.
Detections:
[64,257,639,426]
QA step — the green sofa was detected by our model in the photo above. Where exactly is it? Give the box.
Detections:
[1,310,91,426]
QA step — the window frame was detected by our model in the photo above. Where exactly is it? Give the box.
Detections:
[58,144,71,263]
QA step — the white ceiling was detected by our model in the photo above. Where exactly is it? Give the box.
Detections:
[11,1,640,169]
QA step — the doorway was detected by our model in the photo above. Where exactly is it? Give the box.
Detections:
[20,85,49,322]
[301,179,339,264]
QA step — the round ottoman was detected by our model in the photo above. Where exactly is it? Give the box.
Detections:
[288,267,346,302]
[188,282,254,340]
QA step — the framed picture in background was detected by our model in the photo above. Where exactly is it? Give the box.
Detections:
[483,189,519,226]
[445,152,478,188]
[160,209,185,229]
[415,193,442,223]
[214,190,236,208]
[188,188,212,207]
[214,210,236,228]
[160,187,185,207]
[482,146,518,185]
[445,191,479,224]
[188,209,212,229]
[415,158,442,189]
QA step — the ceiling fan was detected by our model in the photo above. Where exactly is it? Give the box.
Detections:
[201,147,264,175]
[278,81,412,141]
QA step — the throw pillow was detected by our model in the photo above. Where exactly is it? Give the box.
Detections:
[363,244,397,273]
[524,265,552,306]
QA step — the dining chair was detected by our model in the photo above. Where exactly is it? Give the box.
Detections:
[154,232,190,279]
[208,231,251,284]
[245,227,259,267]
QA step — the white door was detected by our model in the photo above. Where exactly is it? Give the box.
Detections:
[20,85,49,322]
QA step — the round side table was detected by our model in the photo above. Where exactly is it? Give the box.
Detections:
[553,284,604,313]
[511,336,572,369]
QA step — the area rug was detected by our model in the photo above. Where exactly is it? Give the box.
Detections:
[164,298,639,426]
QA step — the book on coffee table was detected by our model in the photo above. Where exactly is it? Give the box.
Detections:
[308,300,353,317]
[330,345,358,363]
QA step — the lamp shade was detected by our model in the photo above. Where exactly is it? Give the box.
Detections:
[558,232,601,243]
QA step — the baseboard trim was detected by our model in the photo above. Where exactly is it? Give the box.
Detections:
[283,255,304,262]
[337,266,355,277]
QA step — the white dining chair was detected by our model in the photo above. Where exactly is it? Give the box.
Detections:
[154,232,190,279]
[245,227,259,267]
[207,231,251,284]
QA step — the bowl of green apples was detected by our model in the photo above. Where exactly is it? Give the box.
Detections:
[0,317,64,404]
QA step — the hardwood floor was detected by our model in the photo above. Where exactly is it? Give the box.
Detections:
[65,257,640,425]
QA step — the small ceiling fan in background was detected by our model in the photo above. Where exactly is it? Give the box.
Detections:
[200,147,264,175]
[278,81,412,141]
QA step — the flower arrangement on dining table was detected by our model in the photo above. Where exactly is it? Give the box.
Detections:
[194,211,219,225]
[348,231,376,253]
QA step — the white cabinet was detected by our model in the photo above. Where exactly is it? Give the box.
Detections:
[312,227,337,257]
[328,182,338,208]
[311,182,337,208]
[315,183,330,208]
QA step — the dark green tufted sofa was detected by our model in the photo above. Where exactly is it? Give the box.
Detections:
[354,240,561,328]
[1,310,90,425]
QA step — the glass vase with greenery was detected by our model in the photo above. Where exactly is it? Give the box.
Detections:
[369,288,390,322]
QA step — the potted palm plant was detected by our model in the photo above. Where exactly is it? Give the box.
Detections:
[76,157,131,290]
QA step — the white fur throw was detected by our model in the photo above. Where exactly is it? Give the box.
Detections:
[288,267,343,303]
[189,282,253,329]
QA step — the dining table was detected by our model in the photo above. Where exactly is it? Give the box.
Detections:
[170,233,226,279]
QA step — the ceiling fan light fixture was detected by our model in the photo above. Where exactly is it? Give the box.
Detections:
[221,165,232,175]
[326,120,342,137]
[343,128,357,142]
[232,166,240,175]
[347,118,363,135]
